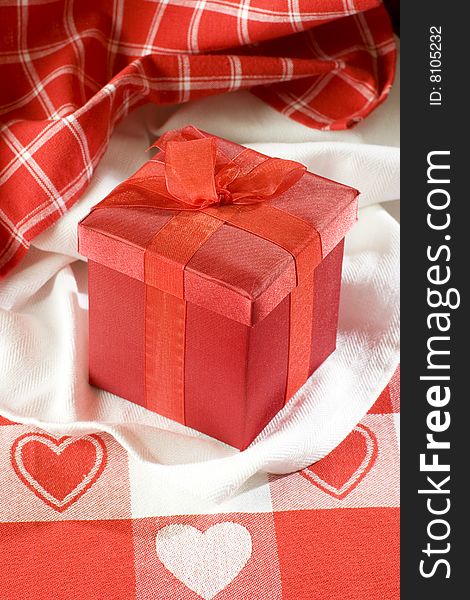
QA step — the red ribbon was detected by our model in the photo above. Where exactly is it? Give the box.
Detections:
[100,126,306,212]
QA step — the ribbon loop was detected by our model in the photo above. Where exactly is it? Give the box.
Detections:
[165,137,218,208]
[229,157,307,204]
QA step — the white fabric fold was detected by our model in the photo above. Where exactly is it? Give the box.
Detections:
[0,70,399,502]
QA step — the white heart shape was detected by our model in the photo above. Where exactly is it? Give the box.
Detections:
[156,523,252,599]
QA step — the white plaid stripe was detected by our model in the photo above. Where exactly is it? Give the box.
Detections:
[64,0,87,105]
[131,58,151,98]
[287,0,304,33]
[0,32,211,63]
[280,57,294,82]
[355,9,380,62]
[118,71,308,89]
[63,114,93,182]
[107,0,125,80]
[177,54,192,103]
[237,0,251,45]
[17,0,57,118]
[228,55,242,91]
[342,0,358,15]
[142,0,170,56]
[337,70,376,101]
[187,0,207,53]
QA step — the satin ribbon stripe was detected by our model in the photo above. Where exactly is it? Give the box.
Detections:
[285,271,316,404]
[144,211,224,298]
[143,211,225,422]
[145,286,186,422]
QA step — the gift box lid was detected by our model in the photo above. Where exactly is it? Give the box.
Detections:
[78,127,359,327]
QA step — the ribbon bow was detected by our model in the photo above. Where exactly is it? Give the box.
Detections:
[99,126,306,212]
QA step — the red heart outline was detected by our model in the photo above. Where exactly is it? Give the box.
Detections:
[11,432,107,512]
[300,424,378,499]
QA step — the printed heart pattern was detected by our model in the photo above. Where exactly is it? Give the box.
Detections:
[156,523,252,599]
[11,433,107,512]
[300,424,378,499]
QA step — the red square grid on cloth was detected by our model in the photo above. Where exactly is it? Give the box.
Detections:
[0,366,399,599]
[0,0,396,278]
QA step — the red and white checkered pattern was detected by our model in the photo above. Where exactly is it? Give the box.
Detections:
[0,366,399,599]
[0,0,395,278]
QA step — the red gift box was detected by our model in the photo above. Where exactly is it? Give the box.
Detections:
[78,127,359,449]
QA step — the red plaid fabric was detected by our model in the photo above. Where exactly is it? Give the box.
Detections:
[0,0,395,279]
[0,366,399,599]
